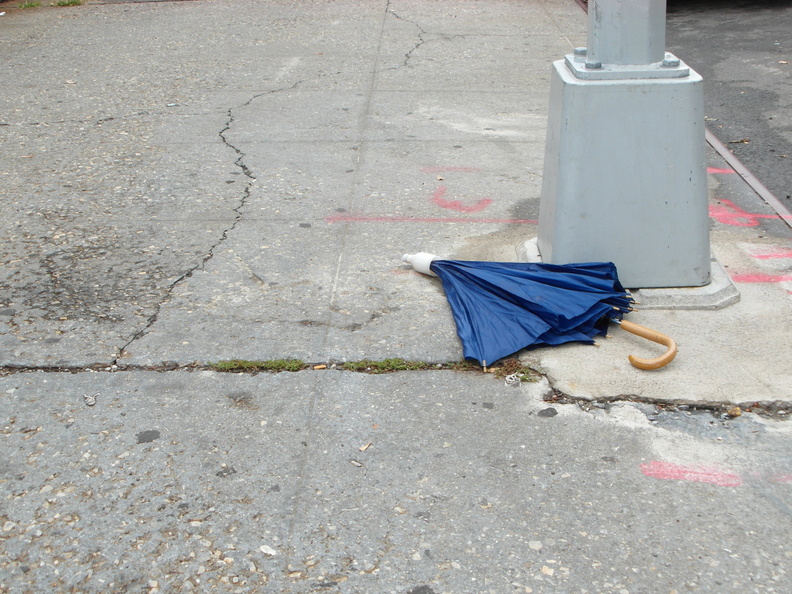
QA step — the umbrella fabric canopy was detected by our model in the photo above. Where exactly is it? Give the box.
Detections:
[427,259,633,366]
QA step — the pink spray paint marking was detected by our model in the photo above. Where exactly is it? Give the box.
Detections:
[431,186,493,213]
[325,213,537,225]
[422,165,494,213]
[746,247,792,260]
[707,167,736,174]
[421,166,480,174]
[640,461,743,487]
[729,273,792,283]
[708,199,785,227]
[734,246,792,288]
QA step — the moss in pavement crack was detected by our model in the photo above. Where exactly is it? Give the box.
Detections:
[208,359,308,373]
[206,357,538,378]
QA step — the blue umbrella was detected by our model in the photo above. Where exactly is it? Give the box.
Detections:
[403,253,676,369]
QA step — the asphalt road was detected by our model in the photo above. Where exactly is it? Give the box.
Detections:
[666,0,792,203]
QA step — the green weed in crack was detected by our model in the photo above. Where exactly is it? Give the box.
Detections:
[207,358,487,375]
[340,358,432,374]
[208,359,307,373]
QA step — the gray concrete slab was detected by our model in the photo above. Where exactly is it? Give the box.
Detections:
[1,1,791,591]
[0,0,788,385]
[2,370,791,592]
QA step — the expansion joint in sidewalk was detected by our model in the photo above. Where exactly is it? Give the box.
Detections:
[0,110,152,129]
[1,361,790,420]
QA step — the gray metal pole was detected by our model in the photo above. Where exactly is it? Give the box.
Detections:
[587,0,667,67]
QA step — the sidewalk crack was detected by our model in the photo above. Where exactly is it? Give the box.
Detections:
[384,7,472,71]
[114,85,300,360]
[385,4,428,69]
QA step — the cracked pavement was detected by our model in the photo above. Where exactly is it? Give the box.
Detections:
[2,0,790,403]
[1,1,791,592]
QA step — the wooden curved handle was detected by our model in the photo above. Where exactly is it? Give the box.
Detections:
[619,319,678,370]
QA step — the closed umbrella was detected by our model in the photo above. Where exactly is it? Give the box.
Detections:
[403,253,676,370]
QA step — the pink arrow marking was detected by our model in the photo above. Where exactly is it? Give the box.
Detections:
[431,186,492,213]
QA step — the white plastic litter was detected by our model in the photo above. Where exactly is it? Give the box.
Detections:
[504,373,523,387]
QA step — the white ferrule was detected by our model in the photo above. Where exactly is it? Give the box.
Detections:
[401,252,438,276]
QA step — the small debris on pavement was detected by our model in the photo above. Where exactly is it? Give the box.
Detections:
[83,393,98,406]
[504,372,523,386]
[350,460,363,467]
[358,441,372,451]
[216,465,237,478]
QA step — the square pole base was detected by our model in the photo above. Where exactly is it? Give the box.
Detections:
[538,59,711,288]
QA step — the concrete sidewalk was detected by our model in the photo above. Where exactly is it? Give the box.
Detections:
[1,0,790,405]
[1,1,791,592]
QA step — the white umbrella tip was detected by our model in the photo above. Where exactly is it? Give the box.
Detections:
[401,252,438,276]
